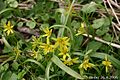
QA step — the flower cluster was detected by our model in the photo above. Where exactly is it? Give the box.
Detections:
[40,27,54,55]
[31,26,112,73]
[31,26,78,66]
[31,27,54,58]
[53,37,78,66]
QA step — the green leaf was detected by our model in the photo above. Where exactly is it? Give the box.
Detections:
[46,2,54,9]
[103,17,111,27]
[37,53,43,61]
[87,41,102,52]
[23,59,45,71]
[2,36,12,50]
[9,73,17,80]
[73,35,83,50]
[116,69,120,79]
[9,1,18,8]
[45,61,52,80]
[0,65,4,73]
[12,61,19,70]
[17,69,27,79]
[96,27,109,36]
[92,18,104,29]
[51,55,84,79]
[93,17,111,29]
[17,22,23,27]
[72,52,85,56]
[56,8,66,14]
[26,21,36,29]
[71,20,80,29]
[0,0,6,11]
[103,33,112,41]
[1,18,7,24]
[96,29,103,36]
[94,0,103,3]
[1,57,14,66]
[0,8,14,15]
[41,14,49,21]
[81,2,97,13]
[2,71,12,80]
[61,13,66,24]
[4,63,9,71]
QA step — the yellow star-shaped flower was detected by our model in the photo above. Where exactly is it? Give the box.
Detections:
[31,50,38,59]
[79,59,94,70]
[31,36,41,49]
[62,57,79,66]
[52,37,70,49]
[4,21,14,35]
[102,55,112,73]
[42,27,52,38]
[58,46,70,60]
[40,43,54,55]
[42,27,52,44]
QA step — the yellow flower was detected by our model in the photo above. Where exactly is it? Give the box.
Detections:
[62,57,79,66]
[58,46,70,60]
[42,27,52,44]
[13,47,22,60]
[52,37,70,49]
[4,21,14,35]
[31,36,41,49]
[40,43,54,55]
[79,59,94,70]
[76,23,86,36]
[42,27,52,37]
[102,55,112,73]
[31,50,38,59]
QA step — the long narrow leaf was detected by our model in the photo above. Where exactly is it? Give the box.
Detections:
[1,56,14,66]
[45,61,52,80]
[23,59,45,71]
[51,55,84,79]
[0,8,13,15]
[2,36,12,50]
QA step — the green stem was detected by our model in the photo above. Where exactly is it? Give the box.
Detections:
[50,25,73,40]
[45,61,52,80]
[59,0,76,37]
[0,55,9,58]
[0,8,14,15]
[23,59,45,71]
[1,56,14,66]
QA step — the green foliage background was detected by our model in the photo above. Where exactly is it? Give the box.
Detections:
[0,0,120,80]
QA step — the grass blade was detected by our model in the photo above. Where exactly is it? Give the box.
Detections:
[51,55,84,79]
[0,8,14,15]
[23,59,45,71]
[45,61,52,80]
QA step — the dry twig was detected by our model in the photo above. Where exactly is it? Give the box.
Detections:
[107,0,120,26]
[83,34,120,49]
